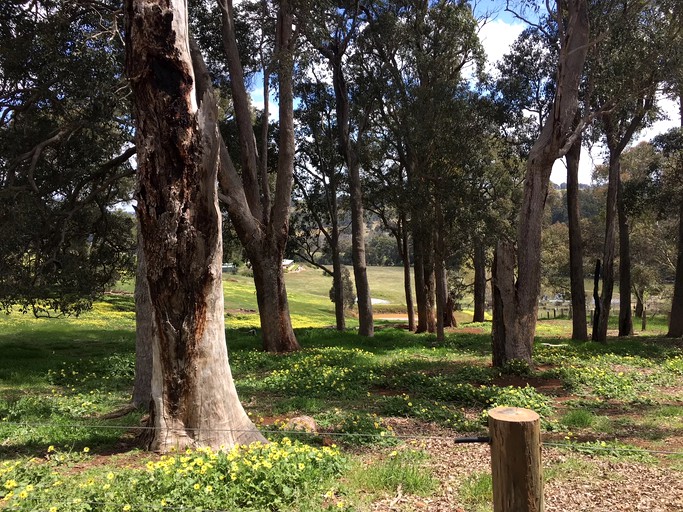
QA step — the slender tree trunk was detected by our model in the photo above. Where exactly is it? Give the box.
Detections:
[329,54,373,337]
[400,216,415,331]
[667,93,683,337]
[617,180,633,336]
[349,177,374,336]
[435,253,446,342]
[423,234,437,333]
[332,235,346,331]
[133,235,152,410]
[473,240,487,323]
[125,0,264,450]
[414,228,428,333]
[566,135,588,340]
[491,0,589,366]
[593,155,619,342]
[592,259,601,337]
[668,201,683,337]
[444,293,456,327]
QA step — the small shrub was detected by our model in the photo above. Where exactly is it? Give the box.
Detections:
[329,266,356,310]
[485,385,554,428]
[560,409,595,429]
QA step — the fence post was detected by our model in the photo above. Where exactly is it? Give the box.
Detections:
[488,407,543,512]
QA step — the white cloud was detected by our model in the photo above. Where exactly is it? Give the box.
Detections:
[478,18,525,72]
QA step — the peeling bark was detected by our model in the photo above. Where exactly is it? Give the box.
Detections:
[125,0,264,450]
[133,234,152,410]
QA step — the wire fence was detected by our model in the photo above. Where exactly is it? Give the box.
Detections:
[2,420,682,456]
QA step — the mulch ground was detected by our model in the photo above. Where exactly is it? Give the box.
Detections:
[368,419,683,511]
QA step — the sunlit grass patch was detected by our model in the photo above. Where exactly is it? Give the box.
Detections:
[560,409,597,429]
[347,449,436,496]
[458,471,493,512]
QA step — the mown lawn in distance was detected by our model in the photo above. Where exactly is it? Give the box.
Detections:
[1,267,682,511]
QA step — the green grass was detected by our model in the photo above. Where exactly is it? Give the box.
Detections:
[347,449,436,495]
[0,266,682,510]
[459,472,493,512]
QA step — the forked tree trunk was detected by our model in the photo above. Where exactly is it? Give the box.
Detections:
[566,135,588,340]
[593,155,619,342]
[328,52,373,337]
[491,0,589,366]
[617,181,633,336]
[214,0,300,353]
[125,0,264,450]
[473,240,487,323]
[133,235,152,410]
[332,241,346,331]
[593,98,652,341]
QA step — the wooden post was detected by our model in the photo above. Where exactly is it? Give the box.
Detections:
[489,407,543,512]
[553,308,556,319]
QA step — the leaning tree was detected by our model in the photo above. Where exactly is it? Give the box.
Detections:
[492,0,589,366]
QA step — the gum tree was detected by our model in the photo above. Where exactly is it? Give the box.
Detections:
[125,0,265,450]
[492,0,589,365]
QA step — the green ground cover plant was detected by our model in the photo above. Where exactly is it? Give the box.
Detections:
[1,267,682,510]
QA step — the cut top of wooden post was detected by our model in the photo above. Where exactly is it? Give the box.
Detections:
[488,407,539,423]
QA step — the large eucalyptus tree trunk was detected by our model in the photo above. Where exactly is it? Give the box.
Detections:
[125,0,264,451]
[566,135,588,340]
[133,235,152,409]
[492,0,589,366]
